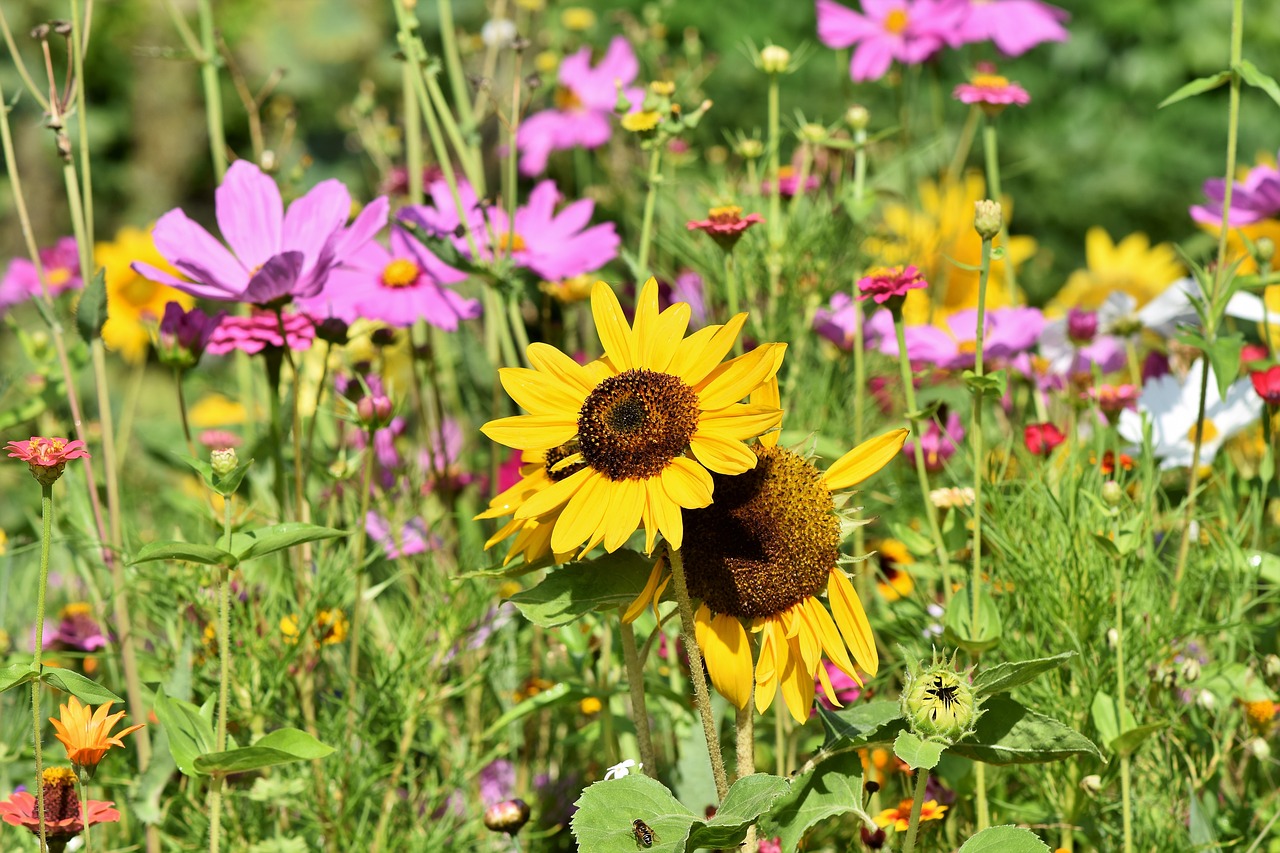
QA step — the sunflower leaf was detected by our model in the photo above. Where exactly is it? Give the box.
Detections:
[894,730,944,770]
[971,652,1076,698]
[41,668,123,704]
[947,695,1101,765]
[958,825,1052,852]
[219,523,347,561]
[818,699,905,750]
[758,749,872,853]
[508,549,655,627]
[688,774,790,847]
[571,775,697,853]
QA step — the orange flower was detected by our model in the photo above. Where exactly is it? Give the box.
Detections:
[874,798,948,832]
[49,697,144,770]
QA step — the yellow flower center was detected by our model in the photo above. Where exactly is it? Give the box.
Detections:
[971,73,1010,89]
[554,86,583,111]
[621,110,662,133]
[60,602,93,619]
[381,258,421,288]
[47,268,72,287]
[576,369,700,481]
[121,274,161,307]
[708,205,744,224]
[884,9,909,34]
[956,340,978,355]
[1186,419,1219,445]
[496,232,528,253]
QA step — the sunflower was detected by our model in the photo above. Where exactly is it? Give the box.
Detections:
[49,696,144,772]
[626,417,908,723]
[476,446,580,565]
[480,278,785,557]
[97,226,194,364]
[873,538,915,602]
[1047,226,1183,313]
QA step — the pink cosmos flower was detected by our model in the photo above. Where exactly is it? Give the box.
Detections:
[816,0,969,82]
[1190,153,1280,226]
[205,310,315,356]
[366,511,438,559]
[404,179,619,281]
[43,604,107,653]
[517,37,644,175]
[300,226,479,330]
[156,302,225,368]
[953,72,1031,111]
[134,160,389,305]
[856,265,928,304]
[814,291,861,351]
[959,0,1069,56]
[0,237,82,314]
[868,306,1045,370]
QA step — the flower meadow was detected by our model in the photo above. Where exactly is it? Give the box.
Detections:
[3,1,1280,852]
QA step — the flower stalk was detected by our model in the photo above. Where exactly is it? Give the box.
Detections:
[636,147,664,277]
[619,620,658,779]
[32,482,54,851]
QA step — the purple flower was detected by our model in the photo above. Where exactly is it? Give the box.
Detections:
[300,225,479,330]
[206,310,315,355]
[479,760,516,808]
[816,0,969,82]
[134,161,389,305]
[0,237,82,314]
[1066,308,1098,343]
[814,291,860,351]
[157,302,225,367]
[958,0,1069,56]
[516,37,643,175]
[43,603,106,653]
[1190,154,1280,227]
[905,411,964,472]
[665,271,707,329]
[868,307,1045,370]
[1036,316,1125,389]
[366,511,437,559]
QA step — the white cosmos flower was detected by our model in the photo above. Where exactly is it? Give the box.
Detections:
[1118,359,1261,469]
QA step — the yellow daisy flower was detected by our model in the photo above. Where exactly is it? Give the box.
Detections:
[626,417,908,723]
[875,798,948,832]
[1047,226,1183,313]
[480,278,786,556]
[862,172,1036,326]
[96,226,194,364]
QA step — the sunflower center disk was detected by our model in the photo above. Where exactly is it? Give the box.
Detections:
[683,446,840,619]
[576,369,700,480]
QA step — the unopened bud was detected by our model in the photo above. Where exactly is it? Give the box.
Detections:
[1257,237,1275,266]
[1247,736,1272,760]
[211,448,239,477]
[759,45,791,75]
[51,20,73,37]
[356,395,394,428]
[315,317,350,345]
[1180,658,1201,683]
[798,122,828,145]
[1265,654,1280,679]
[846,104,870,130]
[483,799,531,834]
[1196,689,1216,711]
[1081,774,1103,794]
[1106,628,1119,649]
[1102,480,1123,507]
[974,199,1002,239]
[901,652,980,742]
[30,23,51,40]
[737,138,764,160]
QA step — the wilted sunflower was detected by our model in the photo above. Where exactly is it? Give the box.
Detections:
[480,278,785,556]
[627,409,908,723]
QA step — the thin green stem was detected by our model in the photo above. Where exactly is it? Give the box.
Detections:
[636,147,664,278]
[766,74,782,301]
[79,775,91,853]
[900,764,930,853]
[344,433,377,734]
[619,619,658,779]
[404,62,424,206]
[970,235,993,833]
[196,0,228,179]
[724,251,741,355]
[209,492,233,853]
[33,483,53,852]
[946,106,980,185]
[435,0,477,147]
[1114,550,1132,853]
[981,118,1017,305]
[70,0,94,250]
[853,126,868,204]
[667,548,729,802]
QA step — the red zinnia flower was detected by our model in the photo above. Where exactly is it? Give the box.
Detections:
[1024,422,1066,457]
[1251,365,1280,406]
[686,205,764,251]
[0,767,121,840]
[856,265,928,305]
[953,72,1031,115]
[5,436,91,486]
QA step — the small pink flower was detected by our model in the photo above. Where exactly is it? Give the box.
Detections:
[6,436,91,486]
[816,0,970,82]
[686,205,764,251]
[0,237,82,315]
[761,165,821,198]
[199,429,241,450]
[205,310,315,356]
[1086,383,1140,421]
[953,71,1030,114]
[856,265,928,304]
[1252,365,1280,406]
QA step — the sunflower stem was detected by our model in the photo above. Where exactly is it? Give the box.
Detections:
[620,619,658,779]
[32,482,53,853]
[900,764,930,853]
[891,313,952,600]
[637,146,664,279]
[668,547,729,803]
[736,691,757,853]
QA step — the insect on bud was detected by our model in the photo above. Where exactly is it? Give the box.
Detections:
[483,799,531,835]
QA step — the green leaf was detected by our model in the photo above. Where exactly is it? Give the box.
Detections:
[686,774,790,847]
[1187,782,1220,849]
[130,541,237,567]
[221,523,347,561]
[944,584,1002,653]
[213,458,254,497]
[508,550,655,627]
[947,695,1101,765]
[76,268,108,341]
[961,369,1007,399]
[972,652,1076,698]
[0,662,39,695]
[819,699,905,749]
[571,775,696,853]
[958,825,1052,852]
[1158,70,1232,108]
[41,669,123,704]
[1206,333,1245,401]
[1112,722,1166,757]
[1090,691,1136,748]
[894,730,943,770]
[153,687,216,777]
[194,728,334,775]
[482,682,592,740]
[1237,59,1280,109]
[760,749,869,853]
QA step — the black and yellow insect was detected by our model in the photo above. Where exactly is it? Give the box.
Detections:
[923,674,961,720]
[631,818,656,848]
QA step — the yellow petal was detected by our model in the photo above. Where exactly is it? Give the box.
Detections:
[640,498,658,555]
[779,633,815,724]
[527,342,601,397]
[695,605,754,710]
[668,312,748,386]
[513,465,594,520]
[689,434,759,475]
[551,470,613,555]
[816,658,842,709]
[604,477,645,552]
[696,343,787,411]
[827,569,878,676]
[631,278,661,366]
[591,280,636,371]
[480,414,578,451]
[754,620,779,715]
[697,403,784,442]
[749,378,782,449]
[646,478,683,550]
[660,457,714,509]
[788,604,821,677]
[804,596,858,681]
[644,301,693,375]
[822,428,909,491]
[623,557,667,624]
[499,367,588,416]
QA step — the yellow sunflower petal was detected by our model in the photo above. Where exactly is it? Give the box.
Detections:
[604,477,646,552]
[513,466,594,520]
[623,557,667,624]
[646,478,684,550]
[816,658,842,709]
[822,428,909,491]
[788,603,821,677]
[754,619,781,715]
[484,517,524,550]
[695,605,754,710]
[697,403,784,442]
[689,434,759,475]
[749,378,782,448]
[526,342,602,396]
[827,569,879,676]
[660,456,714,508]
[631,278,661,364]
[550,470,613,555]
[779,633,816,724]
[643,301,692,374]
[669,312,748,386]
[498,367,589,416]
[804,595,859,681]
[480,414,578,451]
[591,280,636,371]
[641,499,659,555]
[695,343,787,411]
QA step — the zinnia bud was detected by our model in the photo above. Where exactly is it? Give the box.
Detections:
[974,199,1002,239]
[1101,480,1123,506]
[759,45,791,74]
[483,799,531,834]
[211,448,239,477]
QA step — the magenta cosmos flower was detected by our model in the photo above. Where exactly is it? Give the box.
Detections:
[134,161,388,305]
[960,0,1069,56]
[300,226,479,330]
[404,179,619,281]
[953,72,1031,111]
[856,265,928,304]
[816,0,969,82]
[905,411,964,472]
[1190,153,1280,227]
[867,306,1045,370]
[0,237,81,314]
[517,37,644,175]
[814,291,860,350]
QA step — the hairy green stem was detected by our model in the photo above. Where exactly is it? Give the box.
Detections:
[900,764,930,853]
[765,73,782,304]
[619,620,658,779]
[33,483,53,852]
[981,118,1017,305]
[404,62,424,206]
[970,235,993,832]
[1114,549,1132,853]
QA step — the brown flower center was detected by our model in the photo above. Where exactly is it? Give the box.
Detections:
[41,767,81,831]
[576,369,699,480]
[544,442,587,481]
[683,446,838,619]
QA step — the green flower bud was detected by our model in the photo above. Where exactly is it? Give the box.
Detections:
[1101,480,1123,507]
[1257,237,1275,266]
[736,138,764,160]
[798,122,828,145]
[974,199,1002,240]
[900,652,980,743]
[211,448,239,477]
[760,45,791,75]
[845,104,869,130]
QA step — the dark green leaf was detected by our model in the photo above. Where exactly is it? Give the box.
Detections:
[819,699,905,749]
[76,268,108,341]
[153,687,216,777]
[194,728,334,775]
[958,825,1052,852]
[686,774,790,847]
[130,541,236,567]
[972,652,1076,698]
[0,662,39,695]
[894,730,943,770]
[759,750,870,853]
[223,523,347,561]
[947,695,1101,765]
[41,669,123,704]
[1158,71,1232,108]
[509,550,655,627]
[1237,59,1280,109]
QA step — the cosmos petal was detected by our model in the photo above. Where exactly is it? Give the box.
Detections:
[480,414,578,451]
[670,313,748,387]
[695,605,754,710]
[696,343,788,411]
[660,457,714,508]
[592,280,636,371]
[689,434,759,475]
[604,477,646,552]
[828,569,878,676]
[513,466,594,520]
[823,428,909,490]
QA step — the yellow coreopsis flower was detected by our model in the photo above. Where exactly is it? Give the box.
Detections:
[1047,226,1183,314]
[97,226,194,364]
[862,172,1036,326]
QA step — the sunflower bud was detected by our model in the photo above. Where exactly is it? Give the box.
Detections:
[210,448,239,477]
[759,45,791,75]
[974,199,1002,240]
[900,652,980,743]
[483,798,531,834]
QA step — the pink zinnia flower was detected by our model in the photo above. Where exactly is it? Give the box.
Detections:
[134,161,389,305]
[959,0,1069,56]
[868,307,1045,370]
[761,165,821,198]
[43,603,108,654]
[0,237,82,315]
[517,37,643,175]
[686,205,764,251]
[816,0,969,83]
[300,226,478,330]
[0,786,120,841]
[1023,422,1066,457]
[6,437,91,486]
[1251,365,1280,406]
[905,412,964,472]
[1190,153,1280,227]
[953,72,1031,113]
[205,310,315,356]
[856,265,928,304]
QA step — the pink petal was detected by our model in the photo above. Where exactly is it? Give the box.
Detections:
[215,160,283,270]
[151,208,248,296]
[816,0,880,47]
